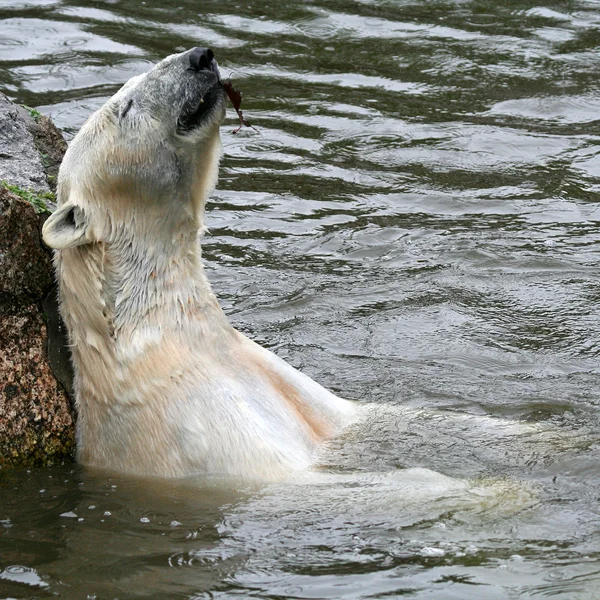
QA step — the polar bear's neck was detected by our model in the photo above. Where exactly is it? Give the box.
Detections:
[58,218,231,403]
[105,220,224,334]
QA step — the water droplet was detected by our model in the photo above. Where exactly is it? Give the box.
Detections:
[510,554,524,562]
[0,565,49,588]
[420,547,445,557]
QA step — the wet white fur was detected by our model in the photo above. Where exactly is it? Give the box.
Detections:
[42,52,356,480]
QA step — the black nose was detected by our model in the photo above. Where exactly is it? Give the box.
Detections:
[189,47,215,72]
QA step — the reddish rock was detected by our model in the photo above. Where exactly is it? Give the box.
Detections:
[0,303,75,467]
[0,102,75,467]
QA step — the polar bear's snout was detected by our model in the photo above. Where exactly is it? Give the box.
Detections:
[175,48,225,134]
[107,46,226,140]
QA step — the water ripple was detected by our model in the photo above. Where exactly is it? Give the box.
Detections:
[0,18,143,62]
[2,0,600,597]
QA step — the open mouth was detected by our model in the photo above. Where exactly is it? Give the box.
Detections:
[176,82,224,134]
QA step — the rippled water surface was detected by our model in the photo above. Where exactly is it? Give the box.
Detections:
[2,0,600,598]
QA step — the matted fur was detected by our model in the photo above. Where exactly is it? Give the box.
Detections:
[42,49,356,479]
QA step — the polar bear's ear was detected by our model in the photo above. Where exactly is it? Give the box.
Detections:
[42,204,93,250]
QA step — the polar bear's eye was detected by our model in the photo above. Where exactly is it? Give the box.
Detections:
[119,99,134,121]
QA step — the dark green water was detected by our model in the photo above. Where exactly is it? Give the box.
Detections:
[2,0,600,598]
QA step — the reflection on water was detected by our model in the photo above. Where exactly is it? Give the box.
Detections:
[1,0,600,597]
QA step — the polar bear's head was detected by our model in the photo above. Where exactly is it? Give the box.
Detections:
[43,47,226,250]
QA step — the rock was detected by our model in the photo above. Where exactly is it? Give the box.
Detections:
[0,186,53,301]
[15,104,68,194]
[0,95,51,194]
[0,94,75,468]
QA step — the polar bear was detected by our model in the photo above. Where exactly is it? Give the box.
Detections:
[42,47,356,479]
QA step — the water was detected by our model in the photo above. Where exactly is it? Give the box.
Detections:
[2,0,600,597]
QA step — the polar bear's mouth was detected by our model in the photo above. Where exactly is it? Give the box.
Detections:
[176,83,224,134]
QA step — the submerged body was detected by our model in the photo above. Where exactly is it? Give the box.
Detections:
[42,48,355,479]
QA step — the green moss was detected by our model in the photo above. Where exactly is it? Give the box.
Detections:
[20,104,42,121]
[0,428,75,469]
[1,180,54,213]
